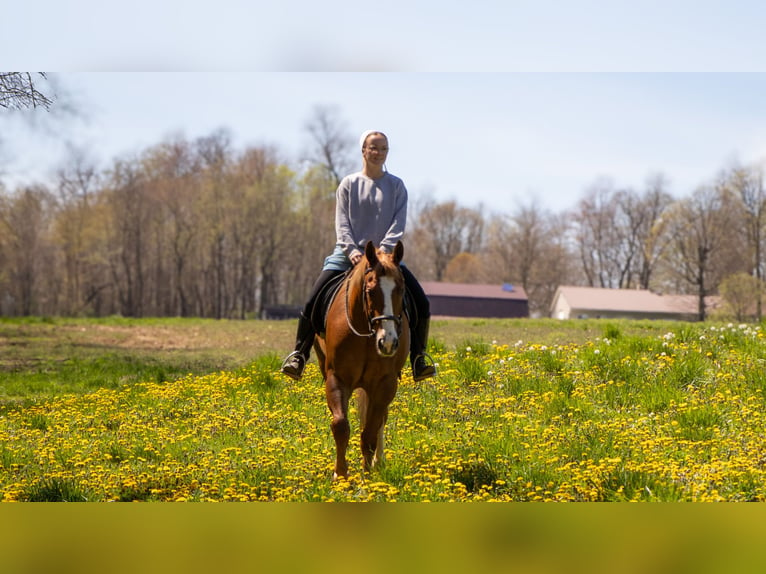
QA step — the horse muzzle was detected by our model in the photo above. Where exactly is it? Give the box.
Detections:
[371,314,401,357]
[376,332,399,357]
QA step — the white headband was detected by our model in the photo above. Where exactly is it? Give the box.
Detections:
[359,130,376,149]
[359,130,386,149]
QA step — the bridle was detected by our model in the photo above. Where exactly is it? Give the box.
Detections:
[344,266,403,338]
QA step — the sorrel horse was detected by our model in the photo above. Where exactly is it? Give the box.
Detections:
[313,240,409,479]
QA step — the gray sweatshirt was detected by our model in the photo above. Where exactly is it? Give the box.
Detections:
[323,171,408,270]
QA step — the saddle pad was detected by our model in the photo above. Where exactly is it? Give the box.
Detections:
[310,272,348,335]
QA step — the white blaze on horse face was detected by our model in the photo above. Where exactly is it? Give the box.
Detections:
[376,276,399,357]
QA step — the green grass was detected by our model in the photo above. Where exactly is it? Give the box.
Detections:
[0,316,287,406]
[5,317,766,502]
[24,477,91,502]
[0,316,682,405]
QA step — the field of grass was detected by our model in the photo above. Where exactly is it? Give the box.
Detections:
[0,315,669,401]
[3,316,766,502]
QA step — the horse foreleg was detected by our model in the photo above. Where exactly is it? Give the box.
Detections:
[360,403,388,472]
[355,388,368,429]
[374,416,386,468]
[326,374,350,480]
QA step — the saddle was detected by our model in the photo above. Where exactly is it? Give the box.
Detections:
[310,271,348,336]
[310,271,417,336]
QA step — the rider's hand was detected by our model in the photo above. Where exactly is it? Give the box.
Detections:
[350,251,363,266]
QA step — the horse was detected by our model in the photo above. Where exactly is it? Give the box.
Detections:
[313,240,410,480]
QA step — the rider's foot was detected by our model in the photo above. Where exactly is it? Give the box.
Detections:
[281,351,306,381]
[412,354,436,382]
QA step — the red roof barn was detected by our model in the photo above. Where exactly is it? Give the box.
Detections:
[421,282,529,318]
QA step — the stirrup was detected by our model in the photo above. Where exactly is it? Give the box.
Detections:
[281,351,306,381]
[412,353,436,382]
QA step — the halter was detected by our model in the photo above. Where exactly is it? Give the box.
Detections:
[344,265,403,338]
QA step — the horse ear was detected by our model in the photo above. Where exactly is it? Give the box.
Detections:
[365,241,378,266]
[393,241,404,265]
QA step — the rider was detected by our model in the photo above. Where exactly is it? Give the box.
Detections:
[280,130,436,382]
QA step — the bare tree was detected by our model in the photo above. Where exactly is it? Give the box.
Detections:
[303,104,355,187]
[103,158,151,317]
[0,185,57,315]
[663,184,740,320]
[0,74,82,179]
[233,145,294,317]
[572,176,673,291]
[484,201,576,316]
[0,73,54,110]
[444,252,484,283]
[719,272,764,322]
[726,162,766,319]
[142,137,203,317]
[572,180,624,288]
[509,200,549,293]
[632,174,674,289]
[54,145,102,315]
[413,199,484,281]
[289,165,337,302]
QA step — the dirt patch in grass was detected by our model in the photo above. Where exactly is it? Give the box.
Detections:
[62,324,214,351]
[0,318,296,400]
[8,319,296,359]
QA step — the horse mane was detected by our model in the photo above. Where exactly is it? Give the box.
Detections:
[357,242,404,282]
[374,252,400,277]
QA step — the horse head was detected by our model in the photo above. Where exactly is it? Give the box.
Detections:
[362,240,405,357]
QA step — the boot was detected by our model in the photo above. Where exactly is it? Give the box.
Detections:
[410,318,436,381]
[281,312,314,381]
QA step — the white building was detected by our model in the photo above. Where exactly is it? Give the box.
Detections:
[550,286,717,321]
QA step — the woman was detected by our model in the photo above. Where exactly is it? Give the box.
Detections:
[281,130,436,382]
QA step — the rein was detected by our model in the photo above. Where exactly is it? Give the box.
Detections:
[344,266,402,338]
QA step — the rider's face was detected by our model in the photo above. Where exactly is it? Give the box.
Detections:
[362,134,389,168]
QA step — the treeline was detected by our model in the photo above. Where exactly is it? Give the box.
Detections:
[2,126,766,321]
[0,131,337,319]
[406,162,766,322]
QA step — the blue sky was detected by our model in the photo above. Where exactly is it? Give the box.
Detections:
[4,2,766,213]
[3,73,766,214]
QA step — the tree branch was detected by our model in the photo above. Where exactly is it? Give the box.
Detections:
[0,72,54,110]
